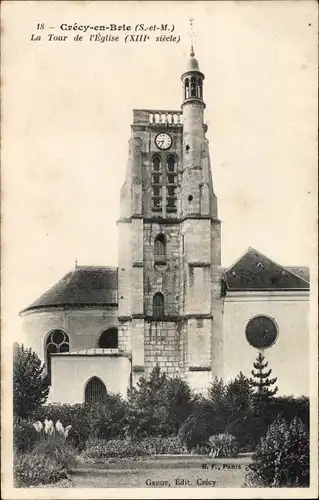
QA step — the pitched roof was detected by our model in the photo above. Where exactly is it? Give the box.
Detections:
[20,266,118,314]
[224,247,309,292]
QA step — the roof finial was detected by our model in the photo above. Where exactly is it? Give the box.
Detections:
[75,258,78,268]
[189,17,195,57]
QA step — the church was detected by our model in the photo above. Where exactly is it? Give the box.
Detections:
[20,49,310,403]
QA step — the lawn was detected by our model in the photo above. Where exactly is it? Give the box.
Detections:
[71,455,252,488]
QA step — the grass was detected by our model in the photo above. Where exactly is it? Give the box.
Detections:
[71,455,252,488]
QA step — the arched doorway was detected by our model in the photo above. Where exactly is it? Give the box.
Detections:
[84,376,107,403]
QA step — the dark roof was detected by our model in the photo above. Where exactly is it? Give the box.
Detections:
[285,266,310,283]
[20,266,118,314]
[224,248,309,292]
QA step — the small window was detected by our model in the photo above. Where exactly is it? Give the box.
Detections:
[168,186,176,197]
[167,198,176,208]
[85,377,107,404]
[167,174,176,184]
[152,174,161,184]
[98,328,118,349]
[153,292,164,319]
[153,198,161,208]
[152,187,161,197]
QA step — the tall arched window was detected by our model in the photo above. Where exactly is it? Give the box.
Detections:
[152,155,161,171]
[153,292,164,319]
[167,155,176,172]
[98,328,118,349]
[152,156,162,212]
[85,377,107,404]
[190,76,197,97]
[154,234,166,256]
[46,329,70,383]
[185,78,190,99]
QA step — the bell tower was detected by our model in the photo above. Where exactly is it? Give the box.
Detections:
[117,39,223,393]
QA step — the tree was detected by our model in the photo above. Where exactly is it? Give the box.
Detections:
[249,352,278,421]
[250,352,278,398]
[13,343,50,419]
[127,365,194,437]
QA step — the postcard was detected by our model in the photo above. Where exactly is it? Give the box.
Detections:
[1,1,318,498]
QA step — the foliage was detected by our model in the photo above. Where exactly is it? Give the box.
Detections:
[14,453,67,487]
[250,352,278,404]
[208,433,238,458]
[178,415,208,451]
[225,410,268,452]
[81,436,184,461]
[246,416,309,487]
[13,343,50,419]
[86,395,129,440]
[268,396,309,431]
[13,418,38,453]
[199,373,253,437]
[34,404,92,450]
[127,365,194,437]
[31,419,75,469]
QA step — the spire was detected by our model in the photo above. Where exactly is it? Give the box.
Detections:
[189,17,195,57]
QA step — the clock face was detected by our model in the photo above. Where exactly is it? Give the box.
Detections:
[155,133,172,150]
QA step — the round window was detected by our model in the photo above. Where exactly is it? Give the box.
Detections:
[245,315,278,349]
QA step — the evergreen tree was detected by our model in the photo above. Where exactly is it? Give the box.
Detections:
[13,343,50,419]
[250,352,278,419]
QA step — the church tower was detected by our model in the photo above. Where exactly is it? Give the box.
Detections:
[117,47,223,393]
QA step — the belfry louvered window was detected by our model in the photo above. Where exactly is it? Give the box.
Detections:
[153,292,164,319]
[85,377,107,404]
[152,156,162,211]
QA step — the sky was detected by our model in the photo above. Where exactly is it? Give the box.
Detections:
[2,1,318,342]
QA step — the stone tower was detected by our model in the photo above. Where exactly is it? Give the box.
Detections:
[117,49,223,393]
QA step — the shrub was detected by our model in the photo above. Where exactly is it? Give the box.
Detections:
[268,396,309,431]
[208,433,238,458]
[13,418,38,453]
[246,416,309,487]
[179,415,208,452]
[127,366,195,438]
[34,396,128,449]
[226,411,268,452]
[81,436,184,461]
[14,453,67,487]
[34,404,92,450]
[13,343,50,419]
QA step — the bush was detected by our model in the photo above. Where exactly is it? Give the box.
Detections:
[34,396,128,450]
[14,453,67,487]
[268,396,309,431]
[226,411,268,452]
[208,433,238,458]
[81,436,184,461]
[13,344,50,419]
[246,416,309,487]
[178,415,208,452]
[127,366,195,438]
[13,418,38,453]
[34,404,92,450]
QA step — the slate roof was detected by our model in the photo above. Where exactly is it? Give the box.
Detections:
[20,266,118,314]
[224,247,309,292]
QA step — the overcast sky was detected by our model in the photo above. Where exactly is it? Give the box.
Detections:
[2,1,317,342]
